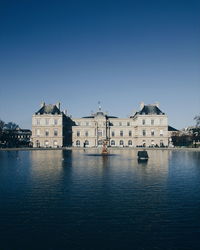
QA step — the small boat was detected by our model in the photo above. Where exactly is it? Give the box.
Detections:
[137,150,149,160]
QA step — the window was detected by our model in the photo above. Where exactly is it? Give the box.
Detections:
[77,131,80,137]
[45,130,49,136]
[36,129,40,136]
[53,140,58,147]
[98,130,102,137]
[128,140,132,146]
[45,140,49,147]
[127,122,130,126]
[54,129,58,136]
[120,131,123,136]
[85,140,89,146]
[111,131,115,137]
[85,131,89,137]
[76,140,80,146]
[54,119,58,125]
[160,130,163,136]
[160,140,164,147]
[142,119,145,125]
[111,140,115,146]
[86,122,89,126]
[98,140,103,145]
[151,130,154,136]
[119,122,122,126]
[36,119,40,125]
[142,130,146,136]
[120,140,124,146]
[151,119,154,125]
[151,140,155,146]
[45,119,49,125]
[129,131,132,137]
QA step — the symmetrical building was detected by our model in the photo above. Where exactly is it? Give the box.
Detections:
[32,102,169,148]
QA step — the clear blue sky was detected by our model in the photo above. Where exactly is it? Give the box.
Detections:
[0,0,199,129]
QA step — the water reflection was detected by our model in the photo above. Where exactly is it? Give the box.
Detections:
[0,149,200,250]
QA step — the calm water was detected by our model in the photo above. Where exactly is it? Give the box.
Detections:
[0,149,200,250]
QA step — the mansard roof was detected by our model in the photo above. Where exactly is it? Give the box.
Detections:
[35,104,62,115]
[131,105,165,117]
[168,125,178,131]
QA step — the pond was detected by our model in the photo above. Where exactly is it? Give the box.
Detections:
[0,149,200,250]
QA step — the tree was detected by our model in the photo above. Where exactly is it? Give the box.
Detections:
[4,122,19,130]
[194,115,200,127]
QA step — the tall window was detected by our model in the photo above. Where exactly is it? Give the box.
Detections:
[129,131,132,137]
[119,122,122,126]
[111,140,115,146]
[160,130,163,136]
[120,140,124,146]
[54,119,58,125]
[151,130,154,136]
[142,119,145,125]
[85,140,89,146]
[85,131,89,137]
[128,140,132,146]
[111,131,115,137]
[120,131,123,137]
[76,140,80,146]
[45,130,49,136]
[98,130,102,137]
[36,129,40,136]
[77,131,80,137]
[86,122,89,126]
[45,119,49,125]
[127,122,130,126]
[54,129,58,136]
[142,130,146,136]
[151,119,154,125]
[36,119,40,125]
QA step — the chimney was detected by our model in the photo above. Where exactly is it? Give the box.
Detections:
[155,102,159,108]
[41,101,45,108]
[56,102,61,110]
[140,102,144,110]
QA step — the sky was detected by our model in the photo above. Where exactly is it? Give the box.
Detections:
[0,0,199,129]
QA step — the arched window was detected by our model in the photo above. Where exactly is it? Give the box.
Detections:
[85,140,89,146]
[128,140,132,146]
[120,140,124,146]
[111,140,115,146]
[53,140,58,147]
[76,140,80,146]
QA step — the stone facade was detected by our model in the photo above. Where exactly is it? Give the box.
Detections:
[72,103,169,147]
[32,102,169,148]
[32,102,73,148]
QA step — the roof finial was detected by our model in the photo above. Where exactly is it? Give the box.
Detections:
[98,101,101,111]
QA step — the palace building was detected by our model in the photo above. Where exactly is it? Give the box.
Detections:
[32,102,169,148]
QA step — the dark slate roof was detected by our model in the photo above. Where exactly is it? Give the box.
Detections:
[82,111,118,119]
[131,105,165,117]
[35,104,62,115]
[168,125,179,131]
